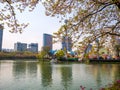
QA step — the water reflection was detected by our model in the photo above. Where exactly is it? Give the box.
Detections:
[87,64,120,89]
[13,61,38,79]
[0,60,120,90]
[61,65,72,90]
[13,61,27,79]
[39,62,52,87]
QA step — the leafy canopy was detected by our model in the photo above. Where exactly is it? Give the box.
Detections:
[0,0,120,54]
[43,0,120,50]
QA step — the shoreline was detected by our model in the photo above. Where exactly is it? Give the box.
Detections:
[0,56,37,60]
[0,57,120,64]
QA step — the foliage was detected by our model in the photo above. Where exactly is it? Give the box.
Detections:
[55,50,65,59]
[37,51,47,60]
[43,0,120,56]
[1,0,120,56]
[0,51,37,59]
[89,45,97,55]
[37,46,51,60]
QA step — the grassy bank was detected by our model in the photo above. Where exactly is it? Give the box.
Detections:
[0,52,37,60]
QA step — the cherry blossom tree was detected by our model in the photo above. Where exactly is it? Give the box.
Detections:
[0,0,39,33]
[43,0,120,55]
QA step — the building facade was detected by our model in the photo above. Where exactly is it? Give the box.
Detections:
[14,42,27,52]
[43,33,52,50]
[28,43,38,53]
[0,25,3,51]
[62,36,72,52]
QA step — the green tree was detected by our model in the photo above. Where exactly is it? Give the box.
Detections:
[55,50,65,59]
[37,46,51,60]
[42,46,51,57]
[37,50,47,60]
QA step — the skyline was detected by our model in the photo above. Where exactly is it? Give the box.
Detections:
[2,3,63,51]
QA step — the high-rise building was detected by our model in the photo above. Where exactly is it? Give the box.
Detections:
[14,42,27,52]
[0,25,3,51]
[43,33,52,50]
[28,43,38,53]
[62,36,72,52]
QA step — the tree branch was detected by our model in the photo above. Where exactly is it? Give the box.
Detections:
[107,32,120,36]
[92,0,110,5]
[75,3,113,26]
[112,20,120,31]
[5,0,18,31]
[112,0,120,9]
[89,29,120,44]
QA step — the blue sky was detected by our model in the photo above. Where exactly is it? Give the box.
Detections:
[2,3,63,51]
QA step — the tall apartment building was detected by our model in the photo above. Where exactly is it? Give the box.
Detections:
[43,33,52,50]
[14,42,27,52]
[28,43,38,53]
[62,36,72,52]
[0,25,3,51]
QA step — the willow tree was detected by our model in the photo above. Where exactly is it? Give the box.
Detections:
[0,0,39,33]
[43,0,120,55]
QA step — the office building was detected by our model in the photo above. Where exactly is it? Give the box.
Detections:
[0,25,3,51]
[28,43,38,53]
[14,42,27,52]
[43,33,52,50]
[62,36,72,51]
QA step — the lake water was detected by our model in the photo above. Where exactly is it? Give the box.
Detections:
[0,60,120,90]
